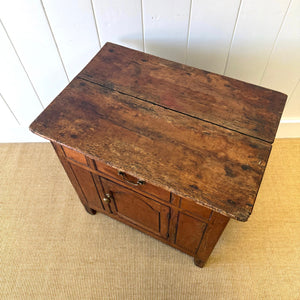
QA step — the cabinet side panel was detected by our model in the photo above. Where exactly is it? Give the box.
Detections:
[51,142,89,209]
[69,164,104,211]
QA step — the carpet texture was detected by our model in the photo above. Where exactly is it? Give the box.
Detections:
[1,140,299,299]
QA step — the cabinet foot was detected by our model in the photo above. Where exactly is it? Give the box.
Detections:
[84,206,97,215]
[194,257,205,268]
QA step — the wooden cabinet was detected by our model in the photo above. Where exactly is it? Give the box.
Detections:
[50,143,230,267]
[30,42,286,267]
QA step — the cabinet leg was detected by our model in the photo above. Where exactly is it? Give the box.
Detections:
[84,205,97,215]
[194,257,205,268]
[194,212,229,267]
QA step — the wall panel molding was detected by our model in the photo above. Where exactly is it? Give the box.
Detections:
[0,22,43,127]
[186,0,241,74]
[92,0,144,51]
[41,0,101,80]
[224,0,291,84]
[0,0,69,107]
[143,0,191,63]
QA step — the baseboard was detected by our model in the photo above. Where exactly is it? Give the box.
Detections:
[276,120,300,139]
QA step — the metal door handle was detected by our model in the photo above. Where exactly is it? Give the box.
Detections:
[103,193,111,203]
[118,171,145,186]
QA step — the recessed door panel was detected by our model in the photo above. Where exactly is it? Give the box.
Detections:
[101,177,169,239]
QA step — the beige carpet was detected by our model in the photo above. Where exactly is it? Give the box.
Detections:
[1,140,299,299]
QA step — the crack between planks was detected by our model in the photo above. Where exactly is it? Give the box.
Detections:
[77,76,271,145]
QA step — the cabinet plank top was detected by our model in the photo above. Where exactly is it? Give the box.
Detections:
[79,43,287,143]
[30,43,287,221]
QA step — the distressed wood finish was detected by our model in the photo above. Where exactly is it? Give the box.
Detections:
[30,78,272,221]
[30,43,286,267]
[79,43,287,143]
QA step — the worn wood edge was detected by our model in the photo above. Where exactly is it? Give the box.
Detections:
[80,42,288,143]
[244,143,273,217]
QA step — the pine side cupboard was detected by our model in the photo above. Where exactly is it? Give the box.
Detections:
[30,43,287,267]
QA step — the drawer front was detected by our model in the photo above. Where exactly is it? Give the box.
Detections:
[180,198,212,220]
[62,147,170,203]
[95,159,170,202]
[101,177,170,239]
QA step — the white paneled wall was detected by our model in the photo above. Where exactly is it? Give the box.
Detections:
[0,0,299,142]
[41,0,101,80]
[143,0,191,63]
[187,0,241,73]
[93,0,144,51]
[0,1,69,108]
[224,0,291,83]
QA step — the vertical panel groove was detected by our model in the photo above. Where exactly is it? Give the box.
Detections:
[141,0,145,52]
[91,0,102,48]
[184,0,193,64]
[0,20,44,110]
[40,0,70,82]
[0,93,20,125]
[223,0,243,75]
[286,78,299,105]
[259,0,293,84]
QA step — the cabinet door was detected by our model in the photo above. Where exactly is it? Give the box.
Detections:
[175,212,207,255]
[101,178,170,239]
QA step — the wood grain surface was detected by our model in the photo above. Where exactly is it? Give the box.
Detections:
[79,43,287,143]
[30,78,272,221]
